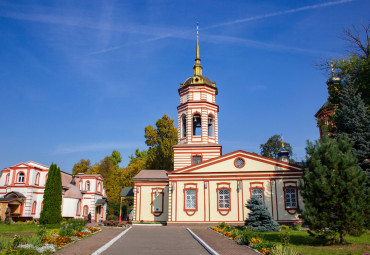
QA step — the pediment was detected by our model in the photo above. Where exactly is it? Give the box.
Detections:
[12,163,29,168]
[170,150,302,175]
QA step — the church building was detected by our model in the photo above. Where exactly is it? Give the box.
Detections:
[133,27,303,224]
[0,161,107,222]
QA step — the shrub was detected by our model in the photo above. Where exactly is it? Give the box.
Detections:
[281,225,290,230]
[218,222,229,230]
[59,226,74,237]
[280,230,290,247]
[237,227,262,245]
[245,198,281,232]
[103,220,120,226]
[49,229,60,236]
[292,223,301,231]
[107,214,118,221]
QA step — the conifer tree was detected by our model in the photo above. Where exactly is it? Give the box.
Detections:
[245,198,280,232]
[299,131,367,244]
[333,82,370,189]
[39,163,63,224]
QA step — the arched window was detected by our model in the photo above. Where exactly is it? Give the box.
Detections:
[35,173,40,185]
[208,114,214,137]
[83,205,89,217]
[181,115,187,138]
[32,201,37,215]
[17,172,25,183]
[98,182,101,193]
[86,181,90,191]
[5,174,9,185]
[76,200,81,216]
[192,113,201,136]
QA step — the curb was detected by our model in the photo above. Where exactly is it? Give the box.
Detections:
[91,226,132,255]
[187,228,219,255]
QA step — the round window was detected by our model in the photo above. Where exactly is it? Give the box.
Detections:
[235,158,245,168]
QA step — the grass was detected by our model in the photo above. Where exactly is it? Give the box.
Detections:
[0,223,39,235]
[261,230,370,255]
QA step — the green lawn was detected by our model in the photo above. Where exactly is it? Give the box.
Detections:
[0,223,39,235]
[262,231,370,255]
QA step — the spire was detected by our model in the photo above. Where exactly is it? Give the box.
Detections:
[281,132,285,148]
[193,23,203,76]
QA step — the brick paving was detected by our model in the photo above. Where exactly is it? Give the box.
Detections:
[103,226,209,255]
[190,227,259,255]
[55,227,124,255]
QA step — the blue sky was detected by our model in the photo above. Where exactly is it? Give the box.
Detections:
[0,0,369,172]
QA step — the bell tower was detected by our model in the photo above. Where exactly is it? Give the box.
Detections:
[173,24,222,170]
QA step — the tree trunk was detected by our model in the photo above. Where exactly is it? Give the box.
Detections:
[340,231,346,244]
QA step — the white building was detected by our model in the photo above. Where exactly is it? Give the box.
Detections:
[0,161,107,222]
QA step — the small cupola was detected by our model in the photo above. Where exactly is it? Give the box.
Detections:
[278,134,290,163]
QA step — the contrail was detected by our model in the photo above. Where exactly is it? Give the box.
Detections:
[203,0,354,30]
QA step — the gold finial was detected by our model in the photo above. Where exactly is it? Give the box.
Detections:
[330,60,335,76]
[193,22,202,76]
[281,132,285,148]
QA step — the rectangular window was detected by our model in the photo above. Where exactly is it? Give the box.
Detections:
[218,189,230,209]
[185,189,196,209]
[285,187,297,208]
[192,156,202,165]
[251,188,263,201]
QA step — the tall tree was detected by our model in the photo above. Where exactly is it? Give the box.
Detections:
[39,163,63,224]
[145,114,178,170]
[72,159,91,175]
[299,131,368,244]
[110,150,122,169]
[91,156,121,202]
[121,149,147,188]
[320,22,369,106]
[260,134,293,161]
[333,82,370,189]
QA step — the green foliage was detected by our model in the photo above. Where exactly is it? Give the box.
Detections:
[107,202,121,217]
[245,198,281,232]
[72,158,91,175]
[110,150,122,169]
[91,156,121,202]
[280,230,290,246]
[238,227,262,244]
[36,226,47,237]
[145,114,178,170]
[332,82,370,190]
[59,225,74,237]
[121,149,147,188]
[292,224,301,231]
[299,131,368,244]
[260,134,294,162]
[270,245,299,255]
[39,163,63,225]
[320,22,370,107]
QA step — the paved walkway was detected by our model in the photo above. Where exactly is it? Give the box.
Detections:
[55,227,124,255]
[190,227,258,255]
[103,226,209,255]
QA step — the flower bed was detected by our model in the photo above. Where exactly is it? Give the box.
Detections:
[210,223,296,255]
[0,219,102,254]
